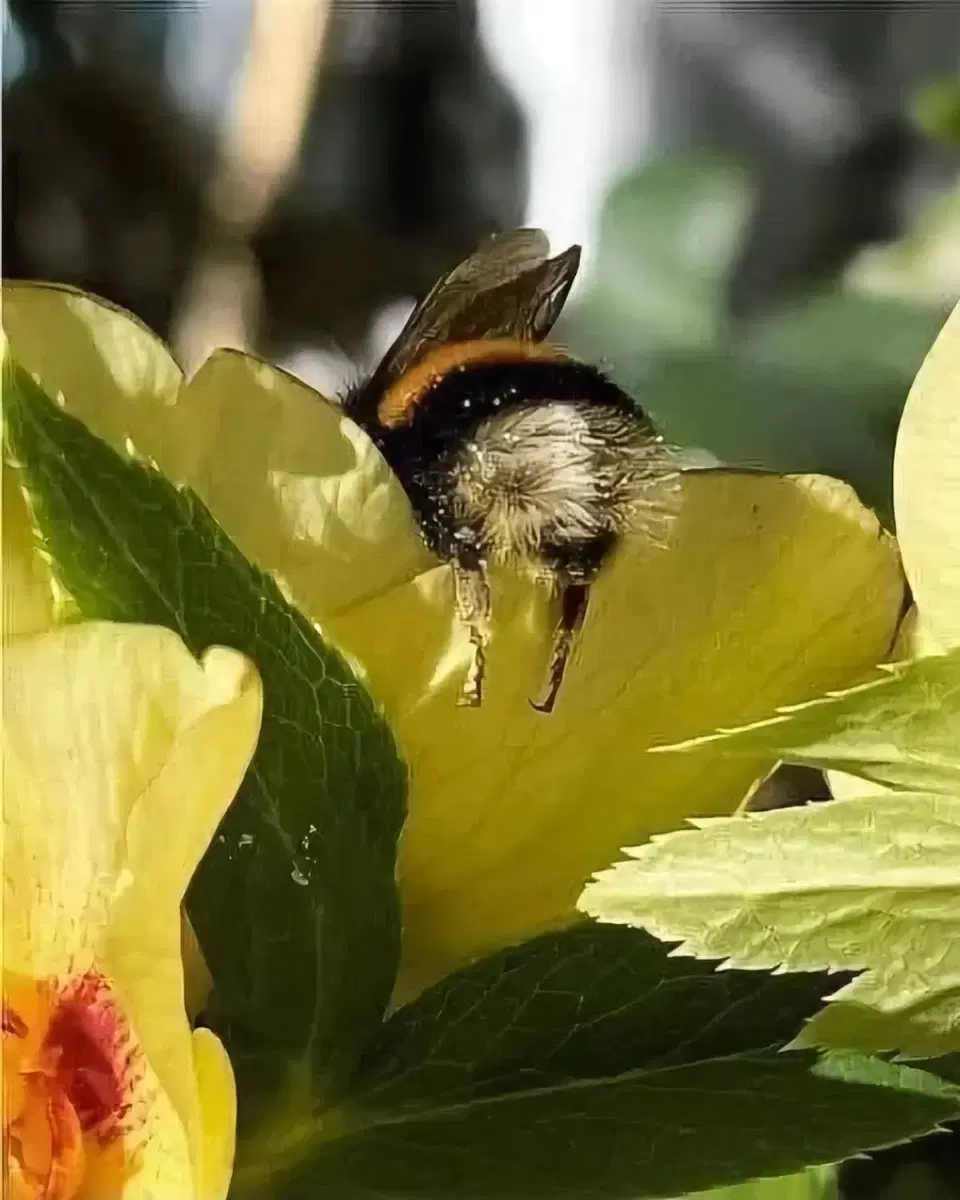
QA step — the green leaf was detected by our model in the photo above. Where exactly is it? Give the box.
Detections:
[237,926,957,1200]
[650,648,960,797]
[580,791,960,1058]
[1,356,407,1127]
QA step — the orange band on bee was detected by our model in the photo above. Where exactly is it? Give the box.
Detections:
[377,338,572,428]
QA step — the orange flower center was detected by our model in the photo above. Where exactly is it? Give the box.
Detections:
[3,970,144,1200]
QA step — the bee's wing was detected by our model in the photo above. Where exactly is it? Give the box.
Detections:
[361,229,581,404]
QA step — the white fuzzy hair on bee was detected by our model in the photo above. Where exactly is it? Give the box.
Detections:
[451,402,681,573]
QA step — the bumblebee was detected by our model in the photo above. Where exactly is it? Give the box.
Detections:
[343,229,679,712]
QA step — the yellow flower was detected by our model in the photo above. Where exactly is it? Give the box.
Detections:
[2,284,905,1001]
[2,468,263,1197]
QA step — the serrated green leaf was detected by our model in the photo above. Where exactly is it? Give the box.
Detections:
[581,792,960,1058]
[1,356,407,1130]
[650,648,960,796]
[235,926,955,1200]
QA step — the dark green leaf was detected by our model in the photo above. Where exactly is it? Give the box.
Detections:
[241,926,957,1200]
[2,356,407,1129]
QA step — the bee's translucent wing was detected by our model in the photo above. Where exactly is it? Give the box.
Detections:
[440,227,551,289]
[352,229,581,418]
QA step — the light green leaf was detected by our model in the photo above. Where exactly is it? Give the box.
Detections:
[893,300,960,651]
[650,648,960,796]
[581,791,960,1058]
[1,356,407,1133]
[235,926,955,1200]
[2,282,906,1003]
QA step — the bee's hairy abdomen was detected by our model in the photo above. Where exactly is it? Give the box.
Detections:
[361,356,679,572]
[452,401,678,574]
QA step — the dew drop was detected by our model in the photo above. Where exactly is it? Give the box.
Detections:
[291,867,309,887]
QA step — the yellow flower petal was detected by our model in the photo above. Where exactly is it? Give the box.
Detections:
[3,621,261,1194]
[2,286,433,617]
[1,282,183,462]
[190,1029,237,1200]
[167,349,436,615]
[893,299,960,649]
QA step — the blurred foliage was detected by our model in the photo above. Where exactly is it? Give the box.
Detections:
[565,155,951,525]
[849,184,960,311]
[911,78,960,148]
[1,0,526,358]
[253,0,526,361]
[2,58,212,341]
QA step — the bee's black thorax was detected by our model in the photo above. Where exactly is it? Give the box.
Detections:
[352,357,640,566]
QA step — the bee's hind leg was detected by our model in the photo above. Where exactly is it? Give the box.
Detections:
[530,576,592,714]
[452,556,492,708]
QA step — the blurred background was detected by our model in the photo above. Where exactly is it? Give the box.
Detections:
[3,3,959,1194]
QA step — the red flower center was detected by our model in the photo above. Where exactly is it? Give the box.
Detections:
[3,969,144,1199]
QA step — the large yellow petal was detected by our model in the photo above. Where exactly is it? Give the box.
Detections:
[1,283,905,998]
[165,349,436,616]
[893,299,960,650]
[1,284,431,619]
[2,621,261,1191]
[1,282,183,462]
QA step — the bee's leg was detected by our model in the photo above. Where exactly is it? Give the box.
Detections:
[530,577,592,714]
[452,557,492,708]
